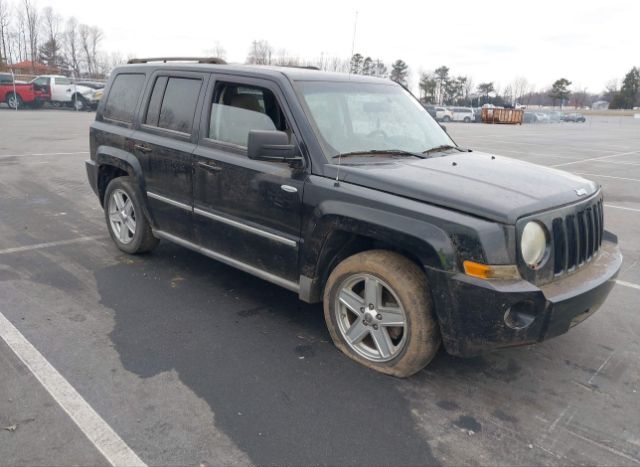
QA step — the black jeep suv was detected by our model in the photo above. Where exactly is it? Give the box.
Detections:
[86,58,622,377]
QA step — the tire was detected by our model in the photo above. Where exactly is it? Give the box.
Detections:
[463,117,471,123]
[6,93,23,109]
[323,250,441,377]
[442,116,451,122]
[104,176,159,254]
[72,95,87,111]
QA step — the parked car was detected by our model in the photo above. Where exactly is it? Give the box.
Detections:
[73,80,105,90]
[423,104,437,119]
[535,112,550,123]
[472,107,483,122]
[523,112,539,123]
[86,58,621,377]
[31,75,100,110]
[563,113,586,123]
[0,72,50,109]
[548,111,564,123]
[434,106,453,122]
[450,107,475,123]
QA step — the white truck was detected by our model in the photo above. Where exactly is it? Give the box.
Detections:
[30,75,100,111]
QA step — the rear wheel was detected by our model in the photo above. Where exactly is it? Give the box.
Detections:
[6,93,22,109]
[104,176,159,254]
[442,116,451,122]
[463,116,471,123]
[323,250,441,377]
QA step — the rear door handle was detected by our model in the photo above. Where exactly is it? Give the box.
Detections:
[198,160,222,172]
[134,144,152,153]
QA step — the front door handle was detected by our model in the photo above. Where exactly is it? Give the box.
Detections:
[134,144,152,153]
[198,160,222,173]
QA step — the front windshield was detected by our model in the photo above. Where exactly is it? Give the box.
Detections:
[296,81,454,158]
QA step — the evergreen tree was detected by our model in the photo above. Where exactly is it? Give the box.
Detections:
[390,59,409,87]
[548,78,572,108]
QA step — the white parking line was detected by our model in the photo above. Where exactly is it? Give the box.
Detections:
[0,236,103,256]
[551,150,640,168]
[0,151,89,160]
[573,173,640,183]
[0,312,147,467]
[464,136,631,154]
[605,204,640,213]
[616,280,640,291]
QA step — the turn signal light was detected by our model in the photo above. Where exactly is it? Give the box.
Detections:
[463,261,520,280]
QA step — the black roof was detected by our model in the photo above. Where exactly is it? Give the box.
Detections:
[114,62,396,85]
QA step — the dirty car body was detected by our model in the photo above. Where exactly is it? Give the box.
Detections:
[86,61,622,374]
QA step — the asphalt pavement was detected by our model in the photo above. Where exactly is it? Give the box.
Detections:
[0,109,639,466]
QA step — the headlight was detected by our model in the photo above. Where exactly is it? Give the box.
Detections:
[521,221,548,269]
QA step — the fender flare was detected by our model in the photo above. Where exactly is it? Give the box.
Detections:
[94,146,155,225]
[298,201,457,302]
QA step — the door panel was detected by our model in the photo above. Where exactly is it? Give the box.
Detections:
[132,130,195,239]
[131,71,208,240]
[190,74,307,283]
[192,143,304,281]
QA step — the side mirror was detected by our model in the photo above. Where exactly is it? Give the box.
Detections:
[247,130,301,162]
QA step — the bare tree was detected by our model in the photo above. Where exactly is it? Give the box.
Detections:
[63,16,80,76]
[22,0,38,69]
[207,41,226,60]
[89,26,103,75]
[39,6,63,69]
[246,39,272,65]
[78,23,90,74]
[0,0,10,66]
[512,76,529,104]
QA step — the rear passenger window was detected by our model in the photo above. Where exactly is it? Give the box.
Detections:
[208,83,288,147]
[103,73,145,123]
[157,77,201,133]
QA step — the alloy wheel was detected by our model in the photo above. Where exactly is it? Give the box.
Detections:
[108,189,136,244]
[334,274,408,362]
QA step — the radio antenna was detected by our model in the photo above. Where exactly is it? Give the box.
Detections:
[336,10,358,186]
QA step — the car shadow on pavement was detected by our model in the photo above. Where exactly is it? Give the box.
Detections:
[96,243,441,466]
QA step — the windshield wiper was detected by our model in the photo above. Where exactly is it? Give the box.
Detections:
[332,149,426,159]
[422,144,462,155]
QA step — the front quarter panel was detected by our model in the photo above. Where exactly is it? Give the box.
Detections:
[299,175,509,301]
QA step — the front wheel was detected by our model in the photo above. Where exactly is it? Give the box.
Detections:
[104,176,159,254]
[73,95,87,111]
[463,116,471,123]
[442,116,451,122]
[323,250,441,377]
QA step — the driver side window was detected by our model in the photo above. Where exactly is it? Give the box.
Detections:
[208,82,290,147]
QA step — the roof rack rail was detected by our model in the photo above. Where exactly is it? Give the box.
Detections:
[127,57,227,65]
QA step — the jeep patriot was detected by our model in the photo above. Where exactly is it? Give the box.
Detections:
[86,58,622,377]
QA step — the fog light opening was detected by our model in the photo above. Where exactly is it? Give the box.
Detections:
[504,301,536,330]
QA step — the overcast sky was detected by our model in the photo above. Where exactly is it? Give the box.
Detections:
[47,0,638,93]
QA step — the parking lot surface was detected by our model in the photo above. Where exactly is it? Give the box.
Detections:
[1,109,639,466]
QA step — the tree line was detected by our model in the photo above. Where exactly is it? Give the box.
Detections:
[0,0,122,77]
[247,43,639,110]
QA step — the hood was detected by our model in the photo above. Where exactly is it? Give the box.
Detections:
[74,84,95,95]
[334,151,599,224]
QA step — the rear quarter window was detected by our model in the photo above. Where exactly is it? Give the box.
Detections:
[103,73,146,123]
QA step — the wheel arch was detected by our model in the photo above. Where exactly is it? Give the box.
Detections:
[298,213,455,303]
[94,146,151,218]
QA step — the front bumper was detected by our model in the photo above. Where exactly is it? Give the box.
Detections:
[428,234,622,357]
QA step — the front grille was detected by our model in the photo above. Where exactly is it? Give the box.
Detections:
[551,198,604,276]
